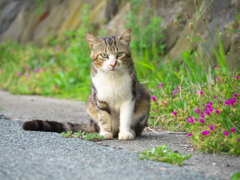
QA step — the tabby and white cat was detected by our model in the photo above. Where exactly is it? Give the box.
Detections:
[22,28,150,140]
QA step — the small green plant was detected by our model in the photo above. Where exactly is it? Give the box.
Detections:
[139,144,192,166]
[61,131,105,141]
[230,172,240,180]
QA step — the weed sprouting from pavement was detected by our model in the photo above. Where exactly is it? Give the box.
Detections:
[61,131,105,141]
[139,144,192,166]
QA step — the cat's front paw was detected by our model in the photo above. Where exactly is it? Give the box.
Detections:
[118,131,134,140]
[100,131,113,139]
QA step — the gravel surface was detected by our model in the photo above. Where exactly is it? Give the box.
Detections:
[0,90,239,180]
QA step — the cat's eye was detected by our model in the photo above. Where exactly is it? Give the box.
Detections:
[117,52,124,57]
[100,53,108,58]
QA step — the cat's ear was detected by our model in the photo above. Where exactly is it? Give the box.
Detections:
[86,33,101,49]
[118,28,132,45]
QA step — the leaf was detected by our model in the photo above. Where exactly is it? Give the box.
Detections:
[230,172,240,180]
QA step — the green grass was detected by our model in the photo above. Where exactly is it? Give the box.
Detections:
[139,144,192,166]
[61,131,105,141]
[0,1,239,155]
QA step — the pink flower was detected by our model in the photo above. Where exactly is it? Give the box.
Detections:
[204,108,211,115]
[209,125,214,131]
[208,102,213,106]
[156,86,159,89]
[199,91,204,95]
[214,65,218,68]
[199,118,205,123]
[159,83,164,88]
[225,98,236,106]
[172,86,178,97]
[187,133,193,136]
[172,111,177,116]
[56,46,61,51]
[25,67,30,71]
[201,130,210,136]
[34,69,40,73]
[200,113,205,118]
[194,108,201,114]
[17,72,21,76]
[223,131,229,136]
[216,77,221,81]
[230,128,236,133]
[153,109,157,113]
[188,117,194,123]
[238,138,240,142]
[25,73,29,77]
[151,96,157,101]
[233,93,238,97]
[215,110,220,114]
[214,96,217,99]
[235,76,239,79]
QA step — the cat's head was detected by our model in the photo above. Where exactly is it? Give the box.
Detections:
[86,28,132,72]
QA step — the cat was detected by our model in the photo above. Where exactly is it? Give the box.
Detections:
[22,28,150,140]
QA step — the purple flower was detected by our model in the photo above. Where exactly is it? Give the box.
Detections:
[225,98,236,106]
[195,91,204,95]
[208,107,214,112]
[188,117,194,123]
[230,128,236,133]
[215,110,220,114]
[187,133,193,136]
[223,131,229,136]
[200,113,205,118]
[194,108,201,114]
[17,72,21,76]
[204,108,211,115]
[214,65,218,68]
[172,111,177,116]
[201,130,210,136]
[209,125,214,131]
[238,138,240,142]
[199,118,205,123]
[151,96,157,101]
[56,46,61,51]
[159,83,164,88]
[34,69,40,73]
[214,96,217,99]
[235,76,239,79]
[172,86,178,97]
[233,93,238,97]
[208,102,213,106]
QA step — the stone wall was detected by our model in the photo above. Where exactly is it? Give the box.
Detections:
[0,0,239,69]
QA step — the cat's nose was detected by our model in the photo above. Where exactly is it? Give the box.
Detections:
[110,62,117,67]
[109,55,117,67]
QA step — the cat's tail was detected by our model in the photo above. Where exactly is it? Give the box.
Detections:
[22,119,99,133]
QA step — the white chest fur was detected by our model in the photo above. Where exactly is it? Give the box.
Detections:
[92,70,132,110]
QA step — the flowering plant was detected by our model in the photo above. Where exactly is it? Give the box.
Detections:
[150,67,240,154]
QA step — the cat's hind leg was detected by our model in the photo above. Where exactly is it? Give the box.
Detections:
[86,95,113,139]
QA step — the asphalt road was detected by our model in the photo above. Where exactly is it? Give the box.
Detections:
[1,90,238,180]
[0,117,217,180]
